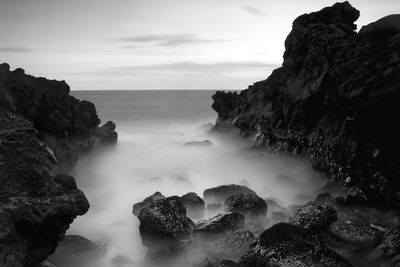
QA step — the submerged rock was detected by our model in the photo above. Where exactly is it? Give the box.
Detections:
[195,213,245,237]
[48,235,106,267]
[203,184,257,204]
[224,194,267,220]
[132,191,165,217]
[239,223,352,267]
[184,140,213,147]
[290,203,337,231]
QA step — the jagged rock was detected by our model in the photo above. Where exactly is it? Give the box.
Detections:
[0,115,89,267]
[207,229,255,259]
[132,192,165,217]
[138,196,195,258]
[203,184,257,204]
[211,1,400,210]
[224,194,267,220]
[239,223,352,267]
[47,235,106,267]
[195,213,245,237]
[289,203,337,231]
[183,140,213,147]
[328,220,383,248]
[96,121,118,145]
[181,192,205,220]
[0,63,117,173]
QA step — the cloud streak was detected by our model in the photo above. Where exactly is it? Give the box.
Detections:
[0,47,33,52]
[242,6,264,16]
[116,34,225,47]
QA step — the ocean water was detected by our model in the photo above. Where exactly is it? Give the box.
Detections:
[64,90,323,266]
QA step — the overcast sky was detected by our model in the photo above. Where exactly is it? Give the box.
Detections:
[0,0,399,90]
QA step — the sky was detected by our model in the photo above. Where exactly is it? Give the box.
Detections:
[0,0,399,90]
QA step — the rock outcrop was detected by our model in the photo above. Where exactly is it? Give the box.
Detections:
[181,192,206,220]
[224,194,267,220]
[211,2,400,210]
[0,64,117,266]
[0,115,89,267]
[132,191,165,217]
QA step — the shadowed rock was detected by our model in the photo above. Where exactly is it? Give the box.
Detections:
[203,184,257,204]
[224,194,267,220]
[181,192,205,220]
[289,203,337,231]
[96,121,118,145]
[239,223,352,267]
[132,192,165,217]
[195,213,245,237]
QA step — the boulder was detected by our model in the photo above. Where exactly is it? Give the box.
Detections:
[328,220,383,248]
[47,235,106,267]
[239,223,352,267]
[203,184,257,204]
[371,224,400,264]
[181,192,205,220]
[289,203,337,231]
[132,192,165,217]
[138,196,195,257]
[195,213,245,237]
[224,194,267,220]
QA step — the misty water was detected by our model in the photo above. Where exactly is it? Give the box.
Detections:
[66,90,324,266]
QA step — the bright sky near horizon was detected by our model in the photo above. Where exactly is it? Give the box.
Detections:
[0,0,399,90]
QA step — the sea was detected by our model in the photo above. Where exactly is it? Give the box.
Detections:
[59,90,323,266]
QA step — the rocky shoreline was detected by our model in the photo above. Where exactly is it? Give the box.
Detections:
[0,63,117,266]
[212,2,400,211]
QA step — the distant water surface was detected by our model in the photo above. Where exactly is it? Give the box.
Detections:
[63,90,322,267]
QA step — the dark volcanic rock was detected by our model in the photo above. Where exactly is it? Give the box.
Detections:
[95,121,118,145]
[224,194,267,220]
[195,213,245,236]
[207,229,255,259]
[289,203,337,231]
[47,235,106,267]
[184,140,213,147]
[0,63,117,173]
[211,2,400,210]
[132,191,165,217]
[203,184,257,204]
[138,196,195,257]
[328,220,383,248]
[0,115,89,267]
[239,223,352,267]
[181,192,205,220]
[371,224,400,264]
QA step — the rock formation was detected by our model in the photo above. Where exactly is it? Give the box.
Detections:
[211,1,400,210]
[0,64,117,266]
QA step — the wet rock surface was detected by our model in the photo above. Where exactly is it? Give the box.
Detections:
[181,192,205,220]
[195,213,245,236]
[203,184,257,204]
[47,235,106,267]
[239,223,352,267]
[211,1,400,211]
[132,191,165,217]
[207,229,255,259]
[224,194,267,220]
[290,203,337,231]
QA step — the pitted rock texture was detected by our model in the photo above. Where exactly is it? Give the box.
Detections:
[211,2,400,210]
[0,115,89,267]
[132,191,165,217]
[290,203,338,231]
[224,194,267,220]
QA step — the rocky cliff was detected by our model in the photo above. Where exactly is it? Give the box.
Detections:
[212,2,400,210]
[0,63,117,266]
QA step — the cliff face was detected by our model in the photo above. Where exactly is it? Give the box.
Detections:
[212,2,400,210]
[0,64,116,266]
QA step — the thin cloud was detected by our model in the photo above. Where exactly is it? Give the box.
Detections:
[115,34,225,47]
[242,5,264,16]
[114,61,278,72]
[0,47,33,52]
